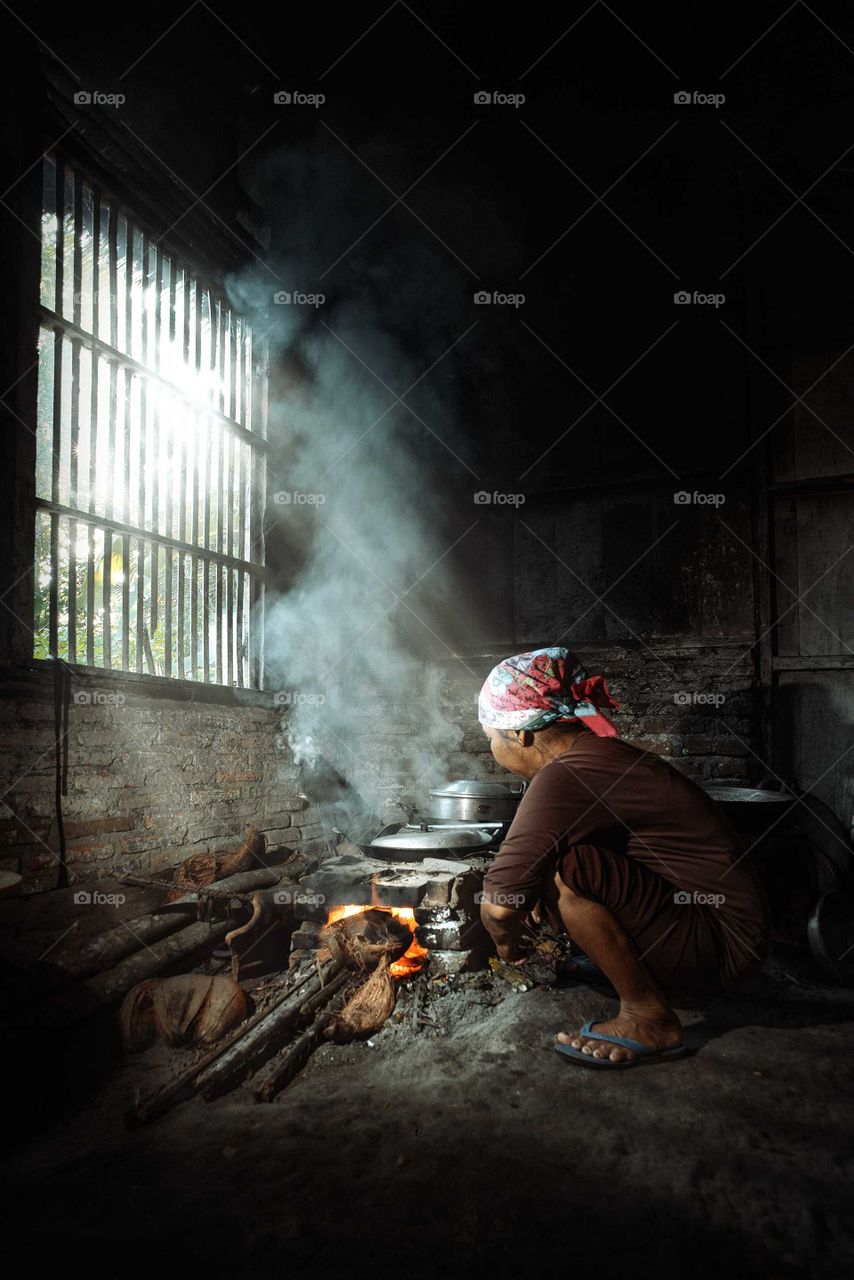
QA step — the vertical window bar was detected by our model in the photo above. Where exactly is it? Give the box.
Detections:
[225,433,234,685]
[153,243,162,372]
[102,360,118,669]
[190,554,199,681]
[49,266,63,656]
[151,250,164,640]
[86,330,97,665]
[108,203,118,349]
[122,376,131,671]
[236,439,247,687]
[67,336,81,662]
[91,189,101,351]
[41,154,57,312]
[103,527,112,668]
[203,557,211,682]
[228,308,237,422]
[177,429,187,677]
[136,382,148,672]
[244,325,253,433]
[86,191,101,668]
[141,231,150,367]
[217,298,226,416]
[182,265,191,369]
[49,513,59,656]
[62,168,75,321]
[169,252,177,344]
[163,414,174,678]
[164,542,173,678]
[72,169,83,328]
[215,422,224,684]
[86,523,96,667]
[124,218,133,365]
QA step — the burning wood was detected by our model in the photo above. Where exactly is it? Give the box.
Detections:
[320,906,413,970]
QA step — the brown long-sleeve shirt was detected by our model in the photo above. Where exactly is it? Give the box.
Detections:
[482,735,770,987]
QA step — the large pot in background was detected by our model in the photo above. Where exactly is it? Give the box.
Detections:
[702,785,794,832]
[428,778,525,824]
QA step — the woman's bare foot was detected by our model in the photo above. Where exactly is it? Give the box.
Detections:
[556,1007,683,1063]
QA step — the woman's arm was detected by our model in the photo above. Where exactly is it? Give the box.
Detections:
[480,900,534,962]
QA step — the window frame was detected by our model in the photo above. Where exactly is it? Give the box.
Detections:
[32,149,268,691]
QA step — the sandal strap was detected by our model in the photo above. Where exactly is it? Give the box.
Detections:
[579,1019,655,1056]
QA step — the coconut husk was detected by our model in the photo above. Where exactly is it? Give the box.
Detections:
[167,852,218,901]
[117,978,159,1052]
[319,909,411,971]
[166,825,266,902]
[325,953,396,1042]
[216,824,266,879]
[119,974,248,1051]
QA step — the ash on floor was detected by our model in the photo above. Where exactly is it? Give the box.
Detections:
[2,950,854,1280]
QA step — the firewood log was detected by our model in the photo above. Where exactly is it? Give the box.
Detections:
[194,957,344,1099]
[8,917,236,1032]
[128,963,327,1126]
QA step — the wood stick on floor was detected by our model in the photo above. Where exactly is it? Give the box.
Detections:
[128,960,335,1127]
[253,974,356,1103]
[194,957,344,1100]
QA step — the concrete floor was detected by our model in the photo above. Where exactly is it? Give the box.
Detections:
[3,956,854,1280]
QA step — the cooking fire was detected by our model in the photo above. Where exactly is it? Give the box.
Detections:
[326,905,429,978]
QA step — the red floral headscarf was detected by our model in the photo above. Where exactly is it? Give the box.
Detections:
[477,647,619,737]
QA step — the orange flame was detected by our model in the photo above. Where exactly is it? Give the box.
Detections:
[326,904,429,978]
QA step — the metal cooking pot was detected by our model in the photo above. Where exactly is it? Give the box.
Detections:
[703,785,794,831]
[369,822,495,860]
[428,778,525,823]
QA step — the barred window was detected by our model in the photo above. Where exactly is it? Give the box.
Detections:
[34,154,267,686]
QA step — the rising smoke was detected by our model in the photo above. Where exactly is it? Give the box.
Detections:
[226,142,478,828]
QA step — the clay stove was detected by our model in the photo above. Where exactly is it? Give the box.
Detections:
[287,847,491,977]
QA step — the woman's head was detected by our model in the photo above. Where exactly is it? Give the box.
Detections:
[477,647,619,775]
[482,721,585,777]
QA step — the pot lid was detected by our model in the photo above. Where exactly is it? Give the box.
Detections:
[370,823,495,851]
[428,778,513,799]
[703,786,791,805]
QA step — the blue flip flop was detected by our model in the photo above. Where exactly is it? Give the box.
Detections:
[554,1019,688,1069]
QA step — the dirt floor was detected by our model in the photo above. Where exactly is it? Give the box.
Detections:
[3,947,854,1280]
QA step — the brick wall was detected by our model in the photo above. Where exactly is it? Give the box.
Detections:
[0,669,322,894]
[0,642,758,894]
[337,642,758,823]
